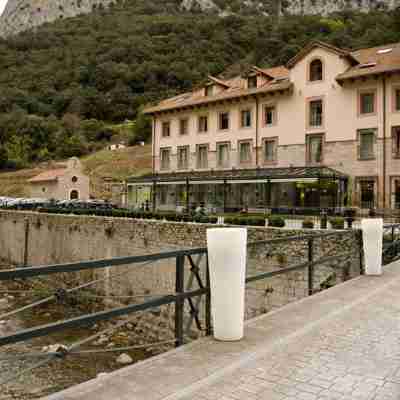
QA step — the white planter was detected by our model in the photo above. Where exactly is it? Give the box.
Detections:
[361,219,383,275]
[206,228,247,341]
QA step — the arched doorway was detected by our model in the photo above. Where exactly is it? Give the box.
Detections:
[70,190,79,200]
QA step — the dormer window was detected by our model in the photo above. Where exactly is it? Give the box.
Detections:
[247,75,257,89]
[309,59,323,82]
[205,85,213,97]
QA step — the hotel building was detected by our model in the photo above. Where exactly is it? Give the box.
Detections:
[128,41,400,212]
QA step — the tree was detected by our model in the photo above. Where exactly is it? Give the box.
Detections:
[130,107,152,145]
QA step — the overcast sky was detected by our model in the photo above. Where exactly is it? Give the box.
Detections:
[0,0,7,15]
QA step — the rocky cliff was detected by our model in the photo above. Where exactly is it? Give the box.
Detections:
[1,0,400,38]
[0,0,117,37]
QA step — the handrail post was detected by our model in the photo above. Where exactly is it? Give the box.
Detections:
[308,238,314,296]
[175,254,185,347]
[359,230,364,275]
[23,217,29,267]
[205,254,212,336]
[392,225,395,259]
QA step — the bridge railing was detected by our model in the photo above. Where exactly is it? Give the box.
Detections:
[0,230,363,354]
[383,224,400,265]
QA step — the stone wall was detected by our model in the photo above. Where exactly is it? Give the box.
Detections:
[0,210,362,344]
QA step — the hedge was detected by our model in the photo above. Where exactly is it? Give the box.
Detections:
[36,208,221,224]
[329,217,345,229]
[302,219,315,229]
[268,216,285,228]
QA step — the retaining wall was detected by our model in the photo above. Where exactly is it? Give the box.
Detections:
[0,210,362,344]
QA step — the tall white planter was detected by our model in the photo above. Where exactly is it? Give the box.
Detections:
[207,228,247,341]
[361,219,383,275]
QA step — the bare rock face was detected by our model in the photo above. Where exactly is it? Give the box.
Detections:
[181,0,219,12]
[0,0,117,38]
[1,0,400,38]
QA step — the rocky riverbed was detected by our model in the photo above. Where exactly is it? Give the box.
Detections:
[0,276,173,399]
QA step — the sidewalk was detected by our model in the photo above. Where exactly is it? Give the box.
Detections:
[43,261,400,400]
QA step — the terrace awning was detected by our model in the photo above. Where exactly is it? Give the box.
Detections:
[127,166,347,185]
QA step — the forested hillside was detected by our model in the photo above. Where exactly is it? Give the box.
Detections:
[1,0,400,169]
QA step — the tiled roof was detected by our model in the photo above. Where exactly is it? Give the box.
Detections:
[286,40,357,68]
[144,80,293,114]
[207,75,231,88]
[337,42,400,81]
[144,40,400,114]
[252,65,290,79]
[28,169,66,183]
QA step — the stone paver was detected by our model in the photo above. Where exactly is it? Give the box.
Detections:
[42,261,400,400]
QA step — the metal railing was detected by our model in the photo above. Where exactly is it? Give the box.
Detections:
[0,230,361,351]
[383,224,400,265]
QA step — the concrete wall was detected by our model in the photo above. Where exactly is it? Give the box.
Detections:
[0,210,362,343]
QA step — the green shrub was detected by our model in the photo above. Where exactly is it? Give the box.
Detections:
[165,213,177,221]
[302,219,314,229]
[224,217,234,225]
[193,215,202,223]
[268,216,285,228]
[329,217,345,229]
[247,217,265,227]
[232,217,241,225]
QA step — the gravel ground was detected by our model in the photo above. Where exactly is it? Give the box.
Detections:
[0,285,161,400]
[0,298,52,400]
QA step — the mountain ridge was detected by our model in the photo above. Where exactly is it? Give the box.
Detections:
[1,0,400,38]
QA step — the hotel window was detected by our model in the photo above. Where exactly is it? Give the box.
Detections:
[219,112,230,130]
[307,134,323,164]
[197,144,208,169]
[160,148,171,170]
[179,119,188,135]
[358,129,375,160]
[395,88,400,111]
[198,115,208,133]
[360,91,375,115]
[393,127,400,158]
[264,105,276,126]
[162,121,170,137]
[217,142,230,168]
[240,109,252,128]
[239,141,252,163]
[177,146,189,170]
[248,75,257,89]
[360,180,375,209]
[309,99,323,127]
[309,59,323,82]
[264,139,277,163]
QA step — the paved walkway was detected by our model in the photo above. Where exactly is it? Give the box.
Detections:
[43,261,400,400]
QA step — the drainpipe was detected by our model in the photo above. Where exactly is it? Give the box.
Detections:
[382,76,387,209]
[255,96,259,167]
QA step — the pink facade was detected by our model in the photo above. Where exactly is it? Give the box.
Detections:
[144,41,400,210]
